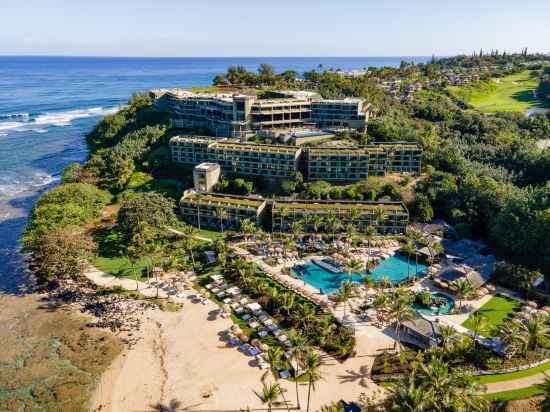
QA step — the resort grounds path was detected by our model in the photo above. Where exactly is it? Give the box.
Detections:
[483,372,548,394]
[84,266,169,298]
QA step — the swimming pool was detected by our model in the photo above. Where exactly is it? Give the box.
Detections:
[411,292,455,315]
[293,254,428,294]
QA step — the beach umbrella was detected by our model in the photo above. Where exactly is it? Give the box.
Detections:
[238,333,249,342]
[259,343,269,352]
[251,338,261,347]
[527,301,538,308]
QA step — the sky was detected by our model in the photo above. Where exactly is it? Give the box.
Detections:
[1,0,549,57]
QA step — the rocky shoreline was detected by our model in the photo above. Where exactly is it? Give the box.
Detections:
[0,275,157,411]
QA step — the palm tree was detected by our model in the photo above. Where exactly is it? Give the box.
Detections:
[278,292,296,318]
[389,356,488,411]
[345,258,363,282]
[437,324,457,350]
[240,218,256,243]
[287,330,309,410]
[301,351,324,412]
[335,280,358,321]
[364,225,377,267]
[469,312,486,345]
[290,221,303,242]
[311,215,324,234]
[497,320,523,358]
[214,208,228,233]
[452,278,473,313]
[520,315,549,354]
[291,303,317,333]
[388,297,415,347]
[253,382,283,412]
[324,214,341,241]
[373,206,387,234]
[345,223,357,248]
[403,240,416,279]
[407,228,422,276]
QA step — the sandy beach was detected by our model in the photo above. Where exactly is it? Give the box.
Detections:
[92,293,391,411]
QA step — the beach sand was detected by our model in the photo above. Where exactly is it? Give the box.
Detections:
[92,296,390,411]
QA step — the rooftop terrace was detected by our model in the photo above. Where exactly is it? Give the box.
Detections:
[181,191,266,209]
[272,200,407,213]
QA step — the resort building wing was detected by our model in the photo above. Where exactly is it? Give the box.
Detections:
[170,136,302,178]
[179,190,267,230]
[170,136,422,181]
[271,199,409,235]
[150,89,371,138]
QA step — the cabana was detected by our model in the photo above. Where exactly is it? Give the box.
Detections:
[246,302,263,312]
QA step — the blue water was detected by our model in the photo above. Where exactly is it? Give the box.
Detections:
[0,56,430,292]
[296,254,428,293]
[411,292,455,315]
[369,254,428,283]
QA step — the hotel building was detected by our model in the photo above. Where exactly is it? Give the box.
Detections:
[170,137,421,181]
[179,190,267,230]
[150,89,371,138]
[170,136,302,178]
[271,199,409,235]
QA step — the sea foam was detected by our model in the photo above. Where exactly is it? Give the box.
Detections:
[0,106,119,135]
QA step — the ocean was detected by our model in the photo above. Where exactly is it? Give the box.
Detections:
[0,56,430,292]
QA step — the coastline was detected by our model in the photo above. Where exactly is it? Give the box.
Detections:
[0,291,124,411]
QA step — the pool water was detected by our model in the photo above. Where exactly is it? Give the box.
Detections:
[293,254,427,294]
[411,292,455,315]
[369,254,428,283]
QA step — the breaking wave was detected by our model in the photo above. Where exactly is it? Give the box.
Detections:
[0,106,119,135]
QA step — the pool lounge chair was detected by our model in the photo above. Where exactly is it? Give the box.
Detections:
[279,370,291,379]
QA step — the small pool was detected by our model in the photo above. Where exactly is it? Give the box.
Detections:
[411,292,455,315]
[292,254,427,294]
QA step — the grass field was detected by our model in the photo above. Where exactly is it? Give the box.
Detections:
[448,70,550,113]
[197,229,224,241]
[476,362,550,384]
[462,295,522,337]
[94,255,151,282]
[483,385,545,401]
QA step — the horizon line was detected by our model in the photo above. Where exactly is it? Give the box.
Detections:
[0,54,440,59]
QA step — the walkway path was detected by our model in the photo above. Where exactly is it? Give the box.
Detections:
[484,372,548,394]
[84,266,169,298]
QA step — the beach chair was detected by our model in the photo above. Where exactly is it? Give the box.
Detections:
[248,347,260,356]
[258,330,268,338]
[279,370,291,379]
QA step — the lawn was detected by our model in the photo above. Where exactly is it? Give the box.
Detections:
[197,228,224,241]
[448,70,550,113]
[483,385,545,401]
[94,255,151,282]
[476,361,550,384]
[462,295,522,337]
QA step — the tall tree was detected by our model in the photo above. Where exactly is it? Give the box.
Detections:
[301,351,324,412]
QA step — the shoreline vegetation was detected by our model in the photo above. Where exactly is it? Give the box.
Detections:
[17,51,550,411]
